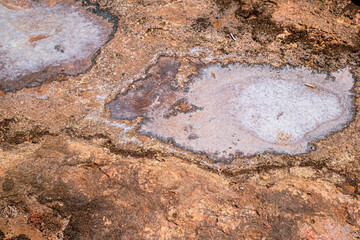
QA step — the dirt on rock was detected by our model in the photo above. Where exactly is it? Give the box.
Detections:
[1,0,360,239]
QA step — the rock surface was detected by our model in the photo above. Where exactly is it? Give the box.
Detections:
[1,0,360,239]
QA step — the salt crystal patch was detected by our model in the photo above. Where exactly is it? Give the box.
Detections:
[0,2,113,90]
[232,78,342,144]
[138,64,354,159]
[107,58,354,160]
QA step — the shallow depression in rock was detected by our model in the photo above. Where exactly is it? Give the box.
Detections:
[108,58,355,160]
[0,0,115,91]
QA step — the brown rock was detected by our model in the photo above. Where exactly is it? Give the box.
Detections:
[28,34,50,43]
[0,0,360,238]
[0,0,32,10]
[45,0,57,7]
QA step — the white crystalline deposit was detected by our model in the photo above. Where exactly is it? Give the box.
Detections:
[232,79,342,144]
[139,64,354,159]
[0,2,109,81]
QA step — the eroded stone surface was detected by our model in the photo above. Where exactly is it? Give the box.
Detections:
[107,57,181,120]
[1,0,360,238]
[0,1,115,91]
[1,137,360,239]
[109,61,355,159]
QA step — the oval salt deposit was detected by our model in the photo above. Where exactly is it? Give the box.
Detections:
[109,60,355,160]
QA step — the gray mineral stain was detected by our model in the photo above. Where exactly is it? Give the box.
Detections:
[108,57,355,160]
[0,1,115,91]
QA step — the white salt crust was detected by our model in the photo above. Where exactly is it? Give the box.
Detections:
[0,2,108,81]
[139,64,354,159]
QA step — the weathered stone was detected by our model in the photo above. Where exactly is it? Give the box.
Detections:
[0,0,359,238]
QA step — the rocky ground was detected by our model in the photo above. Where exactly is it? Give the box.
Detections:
[1,0,360,239]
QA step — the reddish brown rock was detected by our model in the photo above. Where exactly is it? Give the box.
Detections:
[45,0,57,7]
[0,0,32,10]
[0,0,359,238]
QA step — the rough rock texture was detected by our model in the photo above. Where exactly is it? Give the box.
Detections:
[0,0,360,239]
